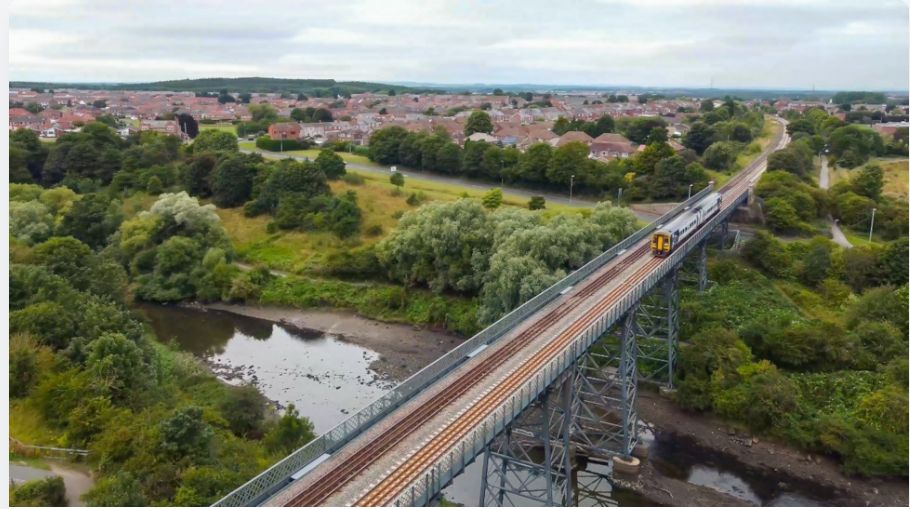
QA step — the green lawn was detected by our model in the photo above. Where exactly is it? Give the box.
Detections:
[880,158,908,200]
[199,123,238,135]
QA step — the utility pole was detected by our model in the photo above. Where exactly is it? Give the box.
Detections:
[869,207,877,242]
[569,174,575,203]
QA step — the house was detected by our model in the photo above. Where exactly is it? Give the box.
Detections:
[139,119,181,137]
[466,132,498,143]
[268,122,301,140]
[552,130,593,147]
[589,133,636,160]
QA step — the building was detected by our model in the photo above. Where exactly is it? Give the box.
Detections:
[139,119,181,136]
[589,133,636,160]
[268,122,301,140]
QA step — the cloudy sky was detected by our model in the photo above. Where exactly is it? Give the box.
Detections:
[8,0,909,90]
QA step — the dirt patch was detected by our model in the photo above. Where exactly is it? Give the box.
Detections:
[635,390,908,507]
[202,303,465,381]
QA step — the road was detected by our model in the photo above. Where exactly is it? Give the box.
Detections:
[818,156,852,248]
[240,148,660,222]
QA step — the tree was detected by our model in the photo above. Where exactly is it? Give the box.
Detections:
[436,143,462,174]
[528,196,546,210]
[218,384,266,437]
[620,116,668,144]
[682,122,717,155]
[87,332,153,403]
[390,171,405,189]
[180,152,218,198]
[263,404,315,454]
[175,113,199,139]
[10,200,54,245]
[368,126,408,164]
[146,175,163,195]
[192,129,238,153]
[764,197,803,232]
[703,141,739,171]
[83,473,147,506]
[464,110,494,136]
[314,148,346,179]
[518,143,552,183]
[10,334,40,398]
[93,99,107,109]
[852,163,884,200]
[159,406,213,460]
[11,476,66,506]
[482,188,504,209]
[245,160,330,215]
[547,142,589,185]
[211,153,259,207]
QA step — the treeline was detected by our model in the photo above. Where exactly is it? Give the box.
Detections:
[9,185,317,504]
[235,103,333,138]
[374,199,638,322]
[758,107,907,238]
[677,234,907,476]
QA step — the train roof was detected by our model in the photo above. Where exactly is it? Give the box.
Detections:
[653,192,721,234]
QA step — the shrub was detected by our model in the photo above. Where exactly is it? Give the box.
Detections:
[10,476,66,506]
[255,135,309,152]
[341,172,364,185]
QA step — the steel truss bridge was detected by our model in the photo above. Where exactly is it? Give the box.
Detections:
[215,119,789,507]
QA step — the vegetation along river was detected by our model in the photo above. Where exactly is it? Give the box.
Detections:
[139,304,849,506]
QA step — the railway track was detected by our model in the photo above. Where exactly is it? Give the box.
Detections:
[283,120,787,507]
[286,246,651,506]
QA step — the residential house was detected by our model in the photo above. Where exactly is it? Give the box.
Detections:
[268,122,301,140]
[589,133,636,160]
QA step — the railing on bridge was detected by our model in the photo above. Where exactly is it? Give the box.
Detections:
[213,187,716,507]
[216,118,784,507]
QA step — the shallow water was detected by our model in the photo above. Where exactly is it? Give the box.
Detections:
[138,304,394,433]
[140,304,834,506]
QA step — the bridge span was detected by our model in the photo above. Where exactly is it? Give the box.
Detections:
[216,119,788,507]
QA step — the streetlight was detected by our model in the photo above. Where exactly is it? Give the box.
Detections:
[617,187,623,204]
[688,184,693,199]
[569,175,575,203]
[869,207,877,242]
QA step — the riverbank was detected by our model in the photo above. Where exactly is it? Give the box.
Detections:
[635,390,909,506]
[202,302,465,381]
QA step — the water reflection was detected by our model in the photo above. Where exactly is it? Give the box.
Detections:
[137,304,394,433]
[650,432,836,506]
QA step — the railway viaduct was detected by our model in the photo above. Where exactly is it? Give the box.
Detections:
[215,118,789,507]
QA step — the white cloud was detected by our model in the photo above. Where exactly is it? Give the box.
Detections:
[7,0,909,89]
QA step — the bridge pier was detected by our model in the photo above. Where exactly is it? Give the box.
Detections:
[635,269,679,388]
[479,370,575,507]
[573,304,639,460]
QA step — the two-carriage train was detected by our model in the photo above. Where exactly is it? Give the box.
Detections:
[650,192,723,257]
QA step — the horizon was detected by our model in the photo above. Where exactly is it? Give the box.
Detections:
[9,76,908,95]
[10,0,910,90]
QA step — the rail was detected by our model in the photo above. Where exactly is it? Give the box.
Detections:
[213,188,714,506]
[215,117,784,507]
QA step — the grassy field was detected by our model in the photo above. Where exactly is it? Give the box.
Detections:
[880,158,909,200]
[199,123,238,134]
[238,140,375,165]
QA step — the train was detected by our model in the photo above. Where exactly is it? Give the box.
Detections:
[650,192,723,257]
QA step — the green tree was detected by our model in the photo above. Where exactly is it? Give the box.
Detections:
[703,141,739,171]
[159,406,213,460]
[218,384,266,437]
[368,126,409,164]
[87,332,154,403]
[211,153,259,207]
[464,110,494,136]
[315,148,346,179]
[546,142,589,185]
[528,196,546,210]
[852,163,884,200]
[10,200,54,245]
[390,171,404,188]
[146,175,163,195]
[83,473,148,506]
[263,404,315,455]
[192,129,239,153]
[683,122,717,155]
[58,193,124,250]
[10,476,66,506]
[482,188,504,209]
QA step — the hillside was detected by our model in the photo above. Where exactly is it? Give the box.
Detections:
[10,77,428,96]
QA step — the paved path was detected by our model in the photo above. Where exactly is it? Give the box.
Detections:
[818,156,852,248]
[241,148,658,222]
[9,463,55,484]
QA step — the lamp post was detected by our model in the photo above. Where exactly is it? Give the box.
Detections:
[569,174,575,203]
[688,183,693,199]
[869,207,877,242]
[617,187,623,204]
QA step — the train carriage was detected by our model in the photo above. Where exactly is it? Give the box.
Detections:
[651,192,723,257]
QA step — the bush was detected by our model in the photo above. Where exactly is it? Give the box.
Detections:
[341,173,365,185]
[255,135,309,152]
[11,476,67,506]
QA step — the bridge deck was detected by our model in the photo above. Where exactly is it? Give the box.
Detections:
[258,121,788,507]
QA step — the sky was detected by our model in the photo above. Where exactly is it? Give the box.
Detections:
[8,0,910,90]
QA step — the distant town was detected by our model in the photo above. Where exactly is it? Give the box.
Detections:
[10,86,909,162]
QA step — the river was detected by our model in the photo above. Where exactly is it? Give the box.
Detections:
[138,304,842,506]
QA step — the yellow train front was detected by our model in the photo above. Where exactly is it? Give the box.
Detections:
[650,192,723,257]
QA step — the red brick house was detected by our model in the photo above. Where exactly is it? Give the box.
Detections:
[268,122,301,140]
[589,133,636,160]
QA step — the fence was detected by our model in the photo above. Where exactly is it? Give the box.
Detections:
[213,184,717,507]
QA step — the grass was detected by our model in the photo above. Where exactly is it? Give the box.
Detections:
[9,453,51,470]
[199,123,238,135]
[879,158,908,200]
[239,141,374,165]
[10,401,61,447]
